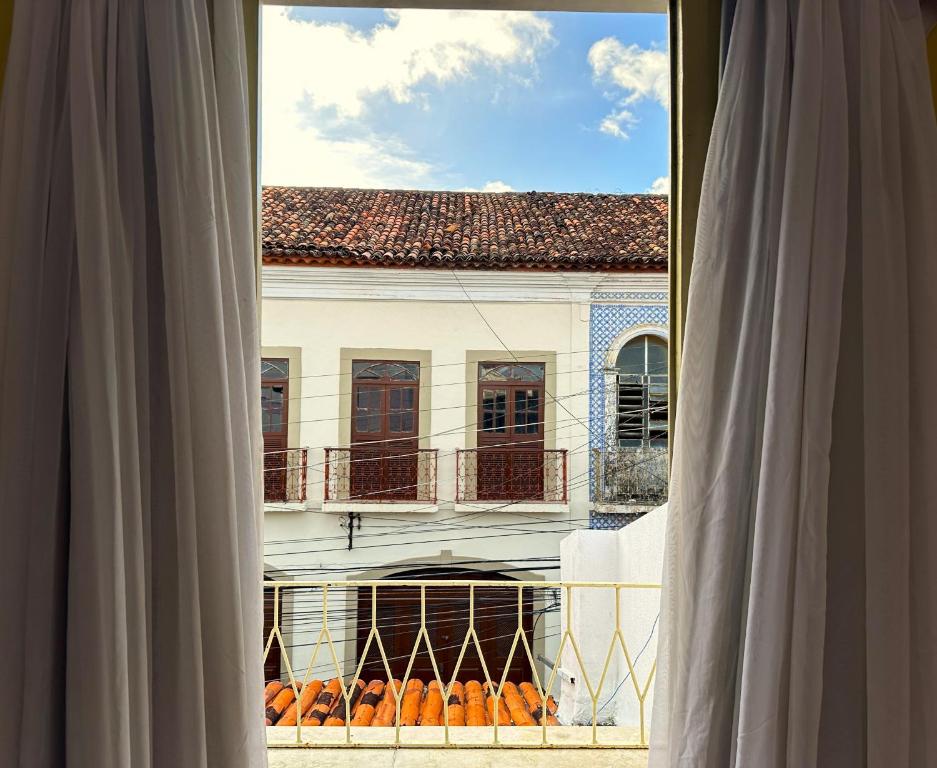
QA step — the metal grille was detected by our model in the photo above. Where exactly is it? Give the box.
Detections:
[263,579,660,749]
[588,511,647,531]
[456,449,567,503]
[325,447,438,503]
[264,448,308,503]
[592,446,668,506]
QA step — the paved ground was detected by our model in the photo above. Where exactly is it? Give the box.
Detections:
[266,726,649,768]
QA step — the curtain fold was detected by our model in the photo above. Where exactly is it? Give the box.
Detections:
[0,1,265,766]
[652,1,937,766]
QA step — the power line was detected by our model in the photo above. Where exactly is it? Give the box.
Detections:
[264,349,594,384]
[264,513,599,550]
[270,597,562,633]
[270,359,669,406]
[261,442,668,526]
[261,498,599,558]
[261,402,667,476]
[595,611,660,715]
[449,270,596,443]
[270,628,562,676]
[261,444,598,529]
[266,562,561,576]
[261,477,658,555]
[263,505,589,540]
[278,388,591,428]
[262,402,667,479]
[264,510,590,557]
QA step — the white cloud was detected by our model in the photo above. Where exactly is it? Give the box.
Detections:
[599,108,637,140]
[464,180,515,192]
[262,8,553,186]
[262,121,434,189]
[648,176,669,194]
[588,37,668,141]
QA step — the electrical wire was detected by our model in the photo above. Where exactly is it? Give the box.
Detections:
[449,270,594,444]
[261,443,668,527]
[595,611,660,715]
[260,402,666,474]
[277,387,592,429]
[263,349,595,384]
[268,359,669,406]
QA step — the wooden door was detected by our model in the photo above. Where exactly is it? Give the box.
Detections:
[263,577,282,683]
[350,361,420,501]
[476,362,545,501]
[356,572,534,683]
[262,358,289,502]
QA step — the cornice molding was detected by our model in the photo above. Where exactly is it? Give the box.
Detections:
[262,266,669,304]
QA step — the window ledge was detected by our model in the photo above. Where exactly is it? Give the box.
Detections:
[322,500,439,514]
[454,502,570,515]
[591,502,663,515]
[264,501,308,513]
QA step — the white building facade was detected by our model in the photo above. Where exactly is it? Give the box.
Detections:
[259,187,668,685]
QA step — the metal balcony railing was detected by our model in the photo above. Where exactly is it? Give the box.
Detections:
[592,446,668,505]
[264,447,308,504]
[262,579,661,749]
[324,447,438,503]
[456,448,567,503]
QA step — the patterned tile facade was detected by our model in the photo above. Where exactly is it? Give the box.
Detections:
[589,292,668,500]
[591,291,669,303]
[589,510,646,530]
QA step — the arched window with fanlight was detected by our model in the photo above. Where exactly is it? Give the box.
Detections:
[349,360,420,501]
[261,358,290,502]
[615,335,668,448]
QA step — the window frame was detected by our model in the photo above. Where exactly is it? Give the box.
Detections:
[614,335,668,449]
[260,357,290,446]
[350,358,421,444]
[476,361,546,447]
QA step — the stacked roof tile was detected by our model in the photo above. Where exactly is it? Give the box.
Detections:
[264,678,560,727]
[262,187,668,272]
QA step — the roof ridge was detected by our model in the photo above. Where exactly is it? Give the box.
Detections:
[262,184,666,200]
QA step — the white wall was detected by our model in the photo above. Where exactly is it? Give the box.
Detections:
[557,504,666,729]
[260,266,667,681]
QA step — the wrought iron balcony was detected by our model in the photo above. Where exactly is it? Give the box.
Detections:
[592,446,668,505]
[456,448,567,503]
[264,447,308,504]
[262,579,660,749]
[324,446,438,503]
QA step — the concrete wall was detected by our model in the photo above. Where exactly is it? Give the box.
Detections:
[557,505,666,729]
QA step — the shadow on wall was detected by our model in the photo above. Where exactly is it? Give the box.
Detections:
[558,505,666,729]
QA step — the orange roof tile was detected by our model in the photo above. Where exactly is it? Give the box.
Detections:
[262,187,668,272]
[264,678,559,727]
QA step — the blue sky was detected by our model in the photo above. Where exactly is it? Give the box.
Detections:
[262,8,669,194]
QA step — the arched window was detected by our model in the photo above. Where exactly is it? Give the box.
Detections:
[615,335,668,448]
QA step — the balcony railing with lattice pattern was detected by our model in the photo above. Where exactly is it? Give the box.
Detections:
[456,448,567,503]
[592,446,668,506]
[264,447,308,504]
[324,447,438,503]
[263,579,660,749]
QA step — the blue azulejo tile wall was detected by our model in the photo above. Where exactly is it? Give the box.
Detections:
[588,292,668,501]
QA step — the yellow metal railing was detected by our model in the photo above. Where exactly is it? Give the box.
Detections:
[263,580,660,749]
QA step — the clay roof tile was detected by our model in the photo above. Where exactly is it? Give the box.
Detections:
[262,186,668,272]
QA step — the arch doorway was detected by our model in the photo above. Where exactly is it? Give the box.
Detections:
[355,568,536,683]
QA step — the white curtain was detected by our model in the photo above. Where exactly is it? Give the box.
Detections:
[652,1,937,766]
[0,1,266,766]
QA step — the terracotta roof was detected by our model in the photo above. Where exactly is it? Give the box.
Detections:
[262,187,668,272]
[264,678,560,727]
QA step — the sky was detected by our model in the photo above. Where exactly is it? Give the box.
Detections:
[262,7,669,194]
